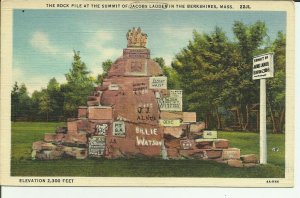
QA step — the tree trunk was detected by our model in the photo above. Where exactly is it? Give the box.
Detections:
[216,108,222,130]
[267,97,277,133]
[237,108,242,131]
[205,113,209,129]
[279,108,285,133]
[242,104,249,131]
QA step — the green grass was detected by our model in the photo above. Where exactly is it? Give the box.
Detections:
[11,122,285,177]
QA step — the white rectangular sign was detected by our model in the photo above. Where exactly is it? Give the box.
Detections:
[157,90,182,111]
[149,76,167,89]
[252,53,274,80]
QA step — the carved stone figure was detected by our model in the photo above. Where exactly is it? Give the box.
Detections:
[126,27,148,47]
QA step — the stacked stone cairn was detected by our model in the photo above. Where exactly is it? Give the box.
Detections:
[32,27,258,167]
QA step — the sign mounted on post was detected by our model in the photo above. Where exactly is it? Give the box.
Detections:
[252,53,274,80]
[149,76,167,89]
[253,52,274,165]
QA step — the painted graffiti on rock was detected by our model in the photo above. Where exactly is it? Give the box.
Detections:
[133,82,148,95]
[113,121,126,136]
[157,90,182,111]
[135,126,162,146]
[136,103,156,121]
[180,139,193,150]
[95,123,108,135]
[89,136,106,157]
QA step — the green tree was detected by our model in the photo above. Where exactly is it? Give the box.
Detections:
[63,50,95,117]
[267,32,286,133]
[47,78,64,120]
[230,21,268,130]
[11,82,32,121]
[172,27,239,129]
[11,82,20,121]
[38,89,52,121]
[153,57,180,89]
[96,59,113,85]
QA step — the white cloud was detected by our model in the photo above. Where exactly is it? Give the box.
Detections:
[85,30,121,76]
[162,26,195,42]
[86,30,121,58]
[30,31,59,54]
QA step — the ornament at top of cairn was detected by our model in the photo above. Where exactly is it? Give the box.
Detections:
[126,27,148,48]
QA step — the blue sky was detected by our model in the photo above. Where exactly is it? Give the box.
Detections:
[13,10,286,94]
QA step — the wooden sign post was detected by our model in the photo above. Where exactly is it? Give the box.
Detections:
[253,52,274,164]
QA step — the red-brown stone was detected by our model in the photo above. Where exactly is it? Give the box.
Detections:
[164,139,181,149]
[44,133,56,142]
[214,139,229,149]
[78,106,88,118]
[205,149,223,159]
[88,106,113,120]
[67,119,78,134]
[32,141,44,150]
[167,148,179,159]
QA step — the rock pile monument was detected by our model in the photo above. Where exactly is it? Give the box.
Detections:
[32,28,257,167]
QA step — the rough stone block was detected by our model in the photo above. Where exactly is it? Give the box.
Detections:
[227,159,243,168]
[214,139,229,149]
[32,141,44,150]
[41,142,57,150]
[74,148,88,159]
[87,100,100,106]
[205,149,223,159]
[67,120,78,133]
[44,133,56,142]
[183,112,196,123]
[195,139,214,149]
[240,154,258,163]
[164,139,181,149]
[78,106,88,118]
[160,111,183,120]
[55,133,65,142]
[36,150,64,160]
[64,134,87,145]
[222,148,240,160]
[167,148,179,159]
[190,131,203,140]
[243,163,257,168]
[88,106,113,120]
[179,149,205,159]
[190,122,205,133]
[55,126,67,134]
[164,127,184,138]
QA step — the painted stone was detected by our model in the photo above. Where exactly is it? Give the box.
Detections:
[222,148,241,160]
[203,130,218,139]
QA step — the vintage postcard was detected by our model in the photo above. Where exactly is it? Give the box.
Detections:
[0,0,295,187]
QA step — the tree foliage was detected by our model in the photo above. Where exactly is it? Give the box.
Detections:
[96,59,113,85]
[62,50,95,117]
[153,57,180,89]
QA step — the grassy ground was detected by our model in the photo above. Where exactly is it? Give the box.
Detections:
[11,122,285,177]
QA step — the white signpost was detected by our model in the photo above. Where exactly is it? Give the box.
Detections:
[252,52,274,164]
